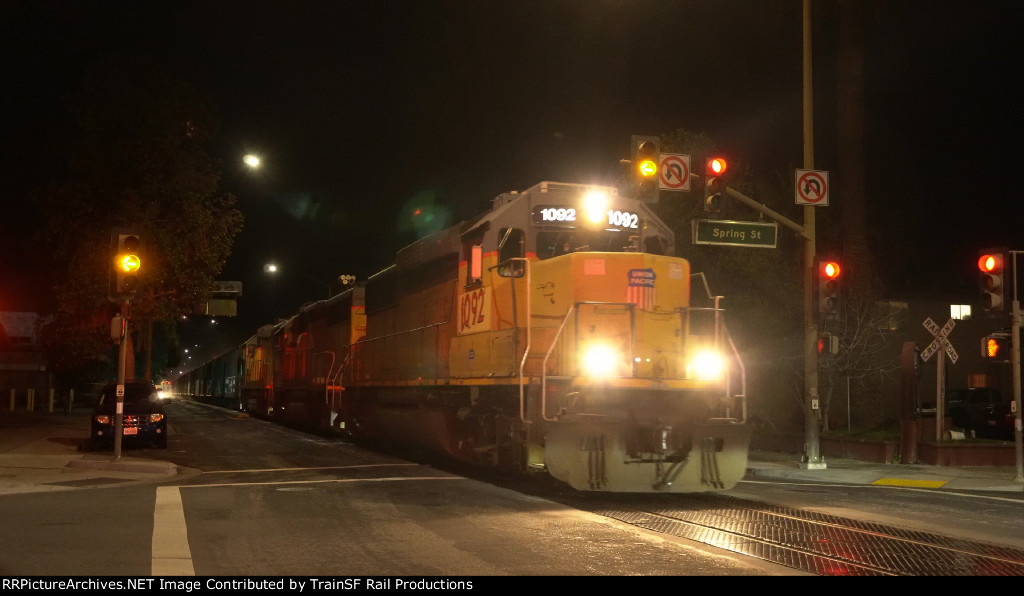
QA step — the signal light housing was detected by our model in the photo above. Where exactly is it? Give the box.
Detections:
[818,258,841,316]
[982,333,1010,361]
[109,231,142,302]
[631,135,660,203]
[704,157,727,212]
[977,249,1007,313]
[817,333,839,355]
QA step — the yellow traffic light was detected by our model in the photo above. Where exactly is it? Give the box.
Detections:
[631,135,660,202]
[118,253,141,274]
[109,232,142,301]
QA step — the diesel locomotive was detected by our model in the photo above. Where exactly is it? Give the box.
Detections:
[175,180,752,493]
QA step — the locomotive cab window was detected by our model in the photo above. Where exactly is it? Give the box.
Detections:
[465,244,483,287]
[497,227,524,277]
[536,229,651,260]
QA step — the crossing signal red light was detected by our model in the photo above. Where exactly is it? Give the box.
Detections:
[631,135,660,202]
[704,157,727,212]
[818,259,841,316]
[977,249,1006,313]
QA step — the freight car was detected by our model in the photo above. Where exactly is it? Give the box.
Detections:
[176,181,751,493]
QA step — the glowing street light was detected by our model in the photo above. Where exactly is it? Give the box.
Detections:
[243,154,261,169]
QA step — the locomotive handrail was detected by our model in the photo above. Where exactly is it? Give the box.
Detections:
[540,304,576,422]
[487,255,534,424]
[690,272,747,422]
[511,258,532,424]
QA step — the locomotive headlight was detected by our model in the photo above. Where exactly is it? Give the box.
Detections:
[687,349,726,381]
[581,343,620,378]
[581,189,610,225]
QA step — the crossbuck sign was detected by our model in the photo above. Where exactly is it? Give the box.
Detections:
[920,317,958,364]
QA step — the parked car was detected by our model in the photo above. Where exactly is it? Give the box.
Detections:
[947,387,1014,440]
[90,381,168,449]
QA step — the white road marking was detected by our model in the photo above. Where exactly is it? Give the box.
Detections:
[152,487,195,576]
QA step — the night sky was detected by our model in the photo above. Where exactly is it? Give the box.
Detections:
[2,0,1022,357]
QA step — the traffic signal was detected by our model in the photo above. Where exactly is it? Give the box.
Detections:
[981,333,1010,361]
[817,333,839,355]
[631,135,660,202]
[818,259,841,316]
[977,249,1007,313]
[109,231,142,302]
[704,157,727,212]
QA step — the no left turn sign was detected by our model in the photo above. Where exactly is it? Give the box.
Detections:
[659,153,690,191]
[795,169,829,205]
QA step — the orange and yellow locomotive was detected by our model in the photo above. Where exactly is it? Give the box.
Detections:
[187,180,752,493]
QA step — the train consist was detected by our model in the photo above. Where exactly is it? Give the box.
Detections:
[173,181,752,492]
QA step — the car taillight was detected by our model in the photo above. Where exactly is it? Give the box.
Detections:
[149,413,164,423]
[95,415,111,425]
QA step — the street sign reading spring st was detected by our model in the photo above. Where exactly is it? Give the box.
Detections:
[692,220,778,248]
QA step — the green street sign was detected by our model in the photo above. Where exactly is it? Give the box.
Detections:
[692,219,778,248]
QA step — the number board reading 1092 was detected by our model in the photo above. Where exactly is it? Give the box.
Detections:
[532,206,639,229]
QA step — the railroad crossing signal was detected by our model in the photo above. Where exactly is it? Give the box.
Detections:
[920,317,958,364]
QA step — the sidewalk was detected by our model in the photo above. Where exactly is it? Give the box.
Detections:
[0,405,194,495]
[745,449,1024,493]
[1,405,1022,495]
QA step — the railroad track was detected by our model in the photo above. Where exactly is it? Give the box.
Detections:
[553,492,1024,576]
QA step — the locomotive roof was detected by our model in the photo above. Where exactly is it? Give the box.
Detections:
[383,180,675,275]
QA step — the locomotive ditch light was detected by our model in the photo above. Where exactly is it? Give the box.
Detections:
[581,189,610,225]
[581,343,621,378]
[686,349,726,381]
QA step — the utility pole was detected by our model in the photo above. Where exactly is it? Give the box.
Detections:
[1010,251,1023,482]
[801,0,825,469]
[683,1,824,468]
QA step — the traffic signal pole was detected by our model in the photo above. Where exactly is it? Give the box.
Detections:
[800,0,825,469]
[1010,251,1022,483]
[114,300,129,460]
[680,0,823,468]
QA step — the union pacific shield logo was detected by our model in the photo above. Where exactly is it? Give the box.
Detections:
[626,268,656,309]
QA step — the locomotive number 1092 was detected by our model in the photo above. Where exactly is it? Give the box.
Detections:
[532,205,639,229]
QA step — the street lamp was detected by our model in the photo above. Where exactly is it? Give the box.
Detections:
[264,262,333,298]
[243,154,261,169]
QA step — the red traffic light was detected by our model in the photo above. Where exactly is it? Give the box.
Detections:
[706,157,727,176]
[820,261,841,280]
[978,253,1002,273]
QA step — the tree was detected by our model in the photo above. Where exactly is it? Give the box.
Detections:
[32,52,243,385]
[817,279,905,433]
